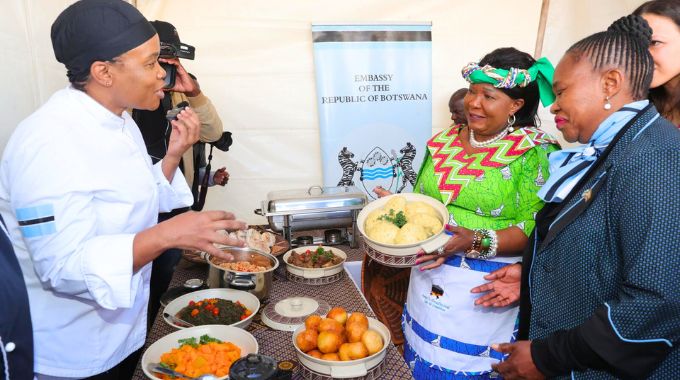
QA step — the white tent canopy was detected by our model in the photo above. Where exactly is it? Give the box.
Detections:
[0,0,644,224]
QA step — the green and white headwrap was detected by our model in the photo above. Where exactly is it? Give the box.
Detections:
[461,57,556,106]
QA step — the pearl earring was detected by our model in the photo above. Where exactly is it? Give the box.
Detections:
[506,114,516,133]
[604,96,612,110]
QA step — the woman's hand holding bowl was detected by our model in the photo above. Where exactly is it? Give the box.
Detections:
[414,225,475,270]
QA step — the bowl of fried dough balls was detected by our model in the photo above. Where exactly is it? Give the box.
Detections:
[357,193,450,266]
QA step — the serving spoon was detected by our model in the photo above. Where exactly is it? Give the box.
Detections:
[148,363,217,380]
[162,312,195,328]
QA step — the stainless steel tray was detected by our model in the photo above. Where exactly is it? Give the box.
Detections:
[254,186,367,248]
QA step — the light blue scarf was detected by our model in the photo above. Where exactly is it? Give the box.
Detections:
[538,100,650,203]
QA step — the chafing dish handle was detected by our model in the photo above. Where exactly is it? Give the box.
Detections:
[254,208,264,215]
[307,185,324,195]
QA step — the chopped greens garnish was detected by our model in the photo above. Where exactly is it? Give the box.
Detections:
[311,246,334,264]
[178,337,198,348]
[379,209,408,228]
[199,334,222,344]
[177,334,222,348]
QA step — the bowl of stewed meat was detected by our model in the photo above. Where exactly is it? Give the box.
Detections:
[283,246,346,279]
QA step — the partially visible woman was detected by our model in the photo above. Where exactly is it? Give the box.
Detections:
[471,0,680,314]
[490,15,680,379]
[0,1,245,379]
[376,47,560,379]
[472,1,680,370]
[635,0,680,126]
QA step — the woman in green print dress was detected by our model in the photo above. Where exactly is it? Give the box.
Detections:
[376,47,559,379]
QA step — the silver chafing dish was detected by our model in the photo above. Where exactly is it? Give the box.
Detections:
[254,185,367,248]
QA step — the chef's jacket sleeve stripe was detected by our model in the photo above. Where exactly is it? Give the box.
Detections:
[17,216,55,226]
[19,222,56,238]
[15,204,54,222]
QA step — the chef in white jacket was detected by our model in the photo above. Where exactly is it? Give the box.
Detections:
[0,1,246,379]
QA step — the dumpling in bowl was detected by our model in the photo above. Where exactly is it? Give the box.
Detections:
[367,220,400,244]
[384,196,407,214]
[365,207,388,226]
[405,201,439,221]
[410,213,443,235]
[394,223,428,244]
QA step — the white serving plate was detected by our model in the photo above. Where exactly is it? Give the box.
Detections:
[162,288,260,330]
[142,324,258,380]
[357,193,450,266]
[292,317,391,378]
[282,246,347,279]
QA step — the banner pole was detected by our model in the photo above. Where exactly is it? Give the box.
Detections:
[534,0,551,58]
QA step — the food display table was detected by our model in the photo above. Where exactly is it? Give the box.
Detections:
[132,234,414,380]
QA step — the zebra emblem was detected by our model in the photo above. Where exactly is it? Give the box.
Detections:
[336,142,418,198]
[336,147,358,186]
[395,142,417,193]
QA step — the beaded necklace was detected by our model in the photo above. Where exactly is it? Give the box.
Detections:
[468,127,508,148]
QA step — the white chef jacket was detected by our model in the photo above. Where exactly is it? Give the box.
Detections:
[0,87,193,377]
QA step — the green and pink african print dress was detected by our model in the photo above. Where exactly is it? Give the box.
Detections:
[403,125,559,379]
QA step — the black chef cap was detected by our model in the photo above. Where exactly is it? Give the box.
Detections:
[51,0,156,84]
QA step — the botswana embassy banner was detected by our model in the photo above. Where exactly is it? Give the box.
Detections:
[312,24,432,199]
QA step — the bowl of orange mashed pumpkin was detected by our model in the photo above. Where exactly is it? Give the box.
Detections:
[142,325,258,380]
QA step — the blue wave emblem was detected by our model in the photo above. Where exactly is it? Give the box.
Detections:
[362,167,393,180]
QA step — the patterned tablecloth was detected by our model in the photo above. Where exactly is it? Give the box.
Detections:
[132,233,414,380]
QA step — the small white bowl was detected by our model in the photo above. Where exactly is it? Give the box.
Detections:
[162,288,260,330]
[142,324,258,380]
[292,317,391,378]
[283,246,347,279]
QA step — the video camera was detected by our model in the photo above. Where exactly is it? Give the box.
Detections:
[159,41,196,89]
[210,131,233,152]
[151,19,196,90]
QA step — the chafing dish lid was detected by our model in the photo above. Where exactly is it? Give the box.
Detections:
[264,185,367,213]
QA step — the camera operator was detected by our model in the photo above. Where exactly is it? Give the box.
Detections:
[131,20,231,326]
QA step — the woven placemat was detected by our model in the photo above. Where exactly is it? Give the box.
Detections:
[131,234,413,380]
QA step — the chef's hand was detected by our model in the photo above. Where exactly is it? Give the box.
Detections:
[415,225,475,271]
[164,210,247,259]
[372,186,393,198]
[166,106,200,160]
[470,263,521,307]
[161,106,200,181]
[491,341,544,380]
[213,167,229,186]
[159,57,201,97]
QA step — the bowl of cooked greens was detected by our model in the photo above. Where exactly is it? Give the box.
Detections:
[162,288,260,330]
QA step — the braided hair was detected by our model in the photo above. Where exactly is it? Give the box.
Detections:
[478,47,540,127]
[634,0,680,120]
[566,15,654,100]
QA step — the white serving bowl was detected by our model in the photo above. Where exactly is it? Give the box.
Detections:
[162,288,260,330]
[292,317,391,378]
[142,324,258,380]
[282,246,347,279]
[357,193,450,266]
